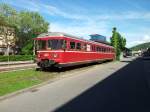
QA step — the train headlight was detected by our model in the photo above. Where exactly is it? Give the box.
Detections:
[44,53,49,57]
[38,54,41,58]
[53,53,58,58]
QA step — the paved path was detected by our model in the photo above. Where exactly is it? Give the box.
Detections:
[55,58,150,112]
[0,60,128,112]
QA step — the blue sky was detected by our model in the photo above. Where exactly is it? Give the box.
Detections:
[1,0,150,47]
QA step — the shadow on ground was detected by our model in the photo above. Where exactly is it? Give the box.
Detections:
[54,58,150,112]
[38,60,111,73]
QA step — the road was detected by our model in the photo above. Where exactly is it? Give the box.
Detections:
[0,57,150,112]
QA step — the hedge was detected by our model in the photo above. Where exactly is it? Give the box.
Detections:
[0,55,35,62]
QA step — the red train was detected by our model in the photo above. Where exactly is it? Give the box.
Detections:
[34,32,115,69]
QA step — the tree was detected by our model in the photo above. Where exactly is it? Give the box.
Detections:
[0,3,18,27]
[17,11,49,54]
[0,3,49,55]
[111,27,120,60]
[111,27,126,60]
[121,37,126,51]
[0,3,17,55]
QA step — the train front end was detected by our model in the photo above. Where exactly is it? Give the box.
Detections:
[34,34,66,69]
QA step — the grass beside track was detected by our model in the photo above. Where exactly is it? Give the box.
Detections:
[0,69,58,96]
[0,61,113,97]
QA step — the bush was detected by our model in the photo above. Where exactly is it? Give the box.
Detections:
[21,41,33,55]
[0,55,35,62]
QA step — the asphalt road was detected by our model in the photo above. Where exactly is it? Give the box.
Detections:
[0,57,150,112]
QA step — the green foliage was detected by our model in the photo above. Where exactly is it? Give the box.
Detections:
[130,42,150,51]
[0,3,18,27]
[121,37,126,50]
[111,27,126,60]
[0,55,34,62]
[22,41,33,55]
[16,11,49,54]
[0,3,49,54]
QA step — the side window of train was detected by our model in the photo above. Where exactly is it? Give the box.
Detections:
[70,42,75,49]
[82,43,86,51]
[92,46,95,51]
[112,49,114,52]
[91,46,94,51]
[104,48,106,52]
[105,48,107,52]
[62,40,67,49]
[103,48,105,52]
[102,48,104,52]
[99,47,101,52]
[102,47,104,52]
[96,47,100,52]
[96,47,99,52]
[76,43,81,50]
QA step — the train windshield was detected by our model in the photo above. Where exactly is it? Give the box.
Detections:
[48,39,66,50]
[36,40,46,50]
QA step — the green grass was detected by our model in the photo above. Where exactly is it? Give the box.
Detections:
[0,69,57,96]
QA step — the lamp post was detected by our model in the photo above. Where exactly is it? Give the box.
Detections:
[7,44,10,67]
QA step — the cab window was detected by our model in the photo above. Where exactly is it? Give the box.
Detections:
[37,40,46,50]
[48,39,65,50]
[70,42,75,49]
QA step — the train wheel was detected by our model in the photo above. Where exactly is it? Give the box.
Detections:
[36,67,42,71]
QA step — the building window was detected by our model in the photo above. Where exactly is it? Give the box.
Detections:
[70,42,75,49]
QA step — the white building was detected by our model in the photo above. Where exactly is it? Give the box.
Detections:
[0,25,16,55]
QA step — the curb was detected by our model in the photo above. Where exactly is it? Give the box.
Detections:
[0,76,60,101]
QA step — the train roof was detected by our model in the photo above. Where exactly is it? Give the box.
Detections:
[37,32,114,48]
[37,32,83,39]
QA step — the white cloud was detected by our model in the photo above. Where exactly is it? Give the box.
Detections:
[127,34,150,48]
[49,21,110,40]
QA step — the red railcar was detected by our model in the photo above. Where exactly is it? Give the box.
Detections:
[34,32,115,69]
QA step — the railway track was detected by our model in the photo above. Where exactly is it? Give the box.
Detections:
[0,62,37,72]
[0,60,116,73]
